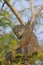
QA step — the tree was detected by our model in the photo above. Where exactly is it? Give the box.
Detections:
[0,0,43,65]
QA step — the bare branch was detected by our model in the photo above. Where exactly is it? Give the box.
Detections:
[4,0,25,25]
[30,0,36,27]
[35,5,43,16]
[19,5,42,13]
[30,0,35,16]
[30,16,36,27]
[30,5,43,27]
[1,1,5,11]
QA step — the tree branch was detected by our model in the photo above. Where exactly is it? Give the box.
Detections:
[30,0,35,16]
[19,5,42,13]
[35,5,43,16]
[30,0,36,27]
[4,0,25,25]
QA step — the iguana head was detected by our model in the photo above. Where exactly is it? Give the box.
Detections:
[13,25,25,39]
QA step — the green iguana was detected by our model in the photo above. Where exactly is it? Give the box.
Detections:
[5,24,40,65]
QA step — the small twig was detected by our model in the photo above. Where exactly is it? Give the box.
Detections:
[1,1,5,11]
[35,5,43,16]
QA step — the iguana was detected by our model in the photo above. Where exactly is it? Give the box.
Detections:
[5,24,40,65]
[13,24,40,52]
